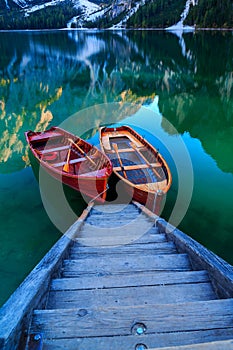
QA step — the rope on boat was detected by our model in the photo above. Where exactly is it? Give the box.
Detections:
[89,185,109,204]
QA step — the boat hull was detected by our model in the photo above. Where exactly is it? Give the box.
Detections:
[122,182,165,215]
[26,127,112,204]
[99,125,171,214]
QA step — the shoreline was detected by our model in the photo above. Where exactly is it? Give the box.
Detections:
[0,27,233,33]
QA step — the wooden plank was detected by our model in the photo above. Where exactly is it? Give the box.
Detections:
[113,163,161,172]
[70,241,177,257]
[51,270,210,291]
[131,142,163,180]
[0,204,93,349]
[62,254,192,277]
[113,147,135,153]
[135,180,168,192]
[78,222,158,238]
[75,232,167,247]
[133,200,158,221]
[157,220,233,298]
[75,222,159,246]
[52,157,87,167]
[84,218,153,226]
[30,299,233,338]
[84,217,152,226]
[153,339,233,350]
[29,131,61,141]
[87,211,144,219]
[93,203,140,213]
[40,145,70,154]
[47,282,216,309]
[34,328,233,350]
[89,204,142,219]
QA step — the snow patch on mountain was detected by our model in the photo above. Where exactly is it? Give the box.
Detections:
[67,0,103,28]
[25,0,66,15]
[75,0,100,15]
[23,0,101,19]
[111,0,146,29]
[166,0,197,31]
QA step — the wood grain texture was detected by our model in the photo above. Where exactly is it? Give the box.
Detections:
[152,339,233,350]
[70,241,177,258]
[75,228,166,247]
[47,282,216,309]
[157,219,233,298]
[4,202,233,350]
[34,328,233,350]
[30,299,233,338]
[61,254,192,277]
[50,270,210,291]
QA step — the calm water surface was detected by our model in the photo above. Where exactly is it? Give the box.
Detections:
[0,30,232,306]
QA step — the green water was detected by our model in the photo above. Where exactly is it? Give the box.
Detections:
[0,30,232,306]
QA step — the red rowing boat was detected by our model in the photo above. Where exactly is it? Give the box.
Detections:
[99,125,172,214]
[25,127,112,203]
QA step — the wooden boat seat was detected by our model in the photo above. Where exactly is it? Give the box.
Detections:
[52,157,87,168]
[30,132,62,142]
[113,147,135,153]
[114,163,162,172]
[135,180,167,192]
[39,145,70,154]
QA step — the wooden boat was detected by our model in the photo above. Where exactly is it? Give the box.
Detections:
[25,126,112,203]
[99,125,172,213]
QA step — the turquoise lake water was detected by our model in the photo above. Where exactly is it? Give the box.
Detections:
[0,30,232,306]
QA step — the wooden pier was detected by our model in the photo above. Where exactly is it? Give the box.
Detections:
[1,202,233,349]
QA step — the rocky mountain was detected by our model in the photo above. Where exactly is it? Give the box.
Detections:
[0,0,232,29]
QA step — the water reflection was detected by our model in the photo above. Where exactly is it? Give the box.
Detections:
[0,31,233,166]
[0,30,232,279]
[0,31,232,172]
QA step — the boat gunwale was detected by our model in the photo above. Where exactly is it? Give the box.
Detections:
[25,127,113,181]
[99,125,172,194]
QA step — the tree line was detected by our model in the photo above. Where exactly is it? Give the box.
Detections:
[126,0,233,28]
[0,3,81,30]
[127,0,187,28]
[185,0,233,28]
[0,0,232,30]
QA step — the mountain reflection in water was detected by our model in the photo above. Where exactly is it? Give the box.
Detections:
[0,30,232,306]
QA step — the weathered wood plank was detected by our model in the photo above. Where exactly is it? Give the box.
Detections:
[86,210,144,217]
[133,200,158,221]
[78,221,154,234]
[62,254,192,277]
[51,270,210,291]
[157,220,233,298]
[30,299,233,338]
[85,217,153,227]
[87,210,142,217]
[153,339,233,350]
[92,203,140,213]
[75,230,166,247]
[35,328,233,350]
[78,226,160,236]
[70,241,177,257]
[47,283,216,309]
[0,204,93,350]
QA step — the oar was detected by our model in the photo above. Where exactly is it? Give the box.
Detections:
[63,147,71,173]
[68,138,96,166]
[112,143,127,179]
[130,142,162,179]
